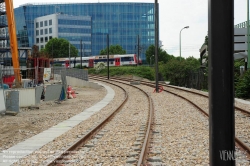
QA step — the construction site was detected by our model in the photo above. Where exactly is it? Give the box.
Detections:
[0,0,90,115]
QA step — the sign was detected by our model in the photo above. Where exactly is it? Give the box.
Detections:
[43,68,51,81]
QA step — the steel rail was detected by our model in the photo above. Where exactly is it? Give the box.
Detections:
[90,75,250,161]
[89,76,154,165]
[45,81,128,166]
[105,75,250,115]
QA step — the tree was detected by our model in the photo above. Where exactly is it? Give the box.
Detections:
[204,35,208,46]
[145,45,174,64]
[163,57,200,85]
[100,45,126,55]
[43,38,78,58]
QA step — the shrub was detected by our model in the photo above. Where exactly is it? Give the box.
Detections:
[235,70,250,99]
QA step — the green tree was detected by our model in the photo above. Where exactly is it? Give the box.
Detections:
[100,45,126,55]
[145,45,174,64]
[235,69,250,99]
[43,38,78,58]
[204,35,208,46]
[162,57,200,85]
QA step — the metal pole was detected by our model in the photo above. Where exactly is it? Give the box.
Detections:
[179,26,189,61]
[248,0,250,69]
[83,43,85,57]
[154,0,159,93]
[137,35,140,66]
[209,0,235,165]
[69,42,70,68]
[80,39,82,69]
[107,34,109,79]
[52,43,53,59]
[180,29,182,61]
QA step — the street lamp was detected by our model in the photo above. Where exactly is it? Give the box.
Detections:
[150,55,154,66]
[69,42,70,68]
[179,26,189,61]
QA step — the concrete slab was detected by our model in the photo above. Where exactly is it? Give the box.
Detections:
[235,98,250,105]
[0,89,5,113]
[0,81,114,166]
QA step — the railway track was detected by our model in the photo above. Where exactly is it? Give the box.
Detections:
[10,74,249,165]
[89,75,250,162]
[44,77,154,165]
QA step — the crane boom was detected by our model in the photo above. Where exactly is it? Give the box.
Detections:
[4,0,21,86]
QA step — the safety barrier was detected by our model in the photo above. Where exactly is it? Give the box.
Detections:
[0,89,5,113]
[66,76,102,89]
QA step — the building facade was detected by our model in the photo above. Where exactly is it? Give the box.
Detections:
[34,14,91,55]
[14,3,155,60]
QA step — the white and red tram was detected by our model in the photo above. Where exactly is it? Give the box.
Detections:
[53,54,141,68]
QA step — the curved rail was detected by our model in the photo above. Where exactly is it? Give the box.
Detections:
[45,81,128,165]
[89,77,154,165]
[89,75,250,161]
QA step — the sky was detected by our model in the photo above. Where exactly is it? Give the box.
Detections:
[13,0,247,59]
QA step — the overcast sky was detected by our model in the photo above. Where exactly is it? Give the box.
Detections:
[13,0,246,59]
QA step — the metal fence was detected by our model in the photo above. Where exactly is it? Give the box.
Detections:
[166,68,208,90]
[0,66,89,87]
[53,67,89,81]
[185,69,208,90]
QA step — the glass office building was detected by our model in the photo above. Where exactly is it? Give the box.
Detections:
[14,3,155,60]
[34,14,92,55]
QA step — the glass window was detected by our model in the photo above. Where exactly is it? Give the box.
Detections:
[40,21,43,27]
[41,45,44,49]
[36,30,39,36]
[49,36,52,40]
[45,28,48,34]
[40,29,43,35]
[40,37,43,43]
[45,36,48,42]
[36,38,39,43]
[44,20,48,26]
[49,19,52,25]
[36,22,39,28]
[49,28,52,34]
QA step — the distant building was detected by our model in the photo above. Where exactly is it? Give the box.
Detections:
[34,13,91,55]
[200,21,248,67]
[14,2,156,59]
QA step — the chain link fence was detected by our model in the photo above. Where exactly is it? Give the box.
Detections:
[52,67,88,81]
[185,69,208,90]
[166,68,208,91]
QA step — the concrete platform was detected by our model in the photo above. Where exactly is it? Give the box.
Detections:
[0,82,114,166]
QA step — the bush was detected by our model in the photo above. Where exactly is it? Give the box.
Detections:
[235,70,250,99]
[88,66,155,80]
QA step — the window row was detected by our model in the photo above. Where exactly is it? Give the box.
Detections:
[36,36,53,43]
[36,28,52,36]
[58,27,91,33]
[58,19,91,26]
[36,19,52,28]
[58,36,91,42]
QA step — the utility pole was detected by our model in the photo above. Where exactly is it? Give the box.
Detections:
[69,42,70,68]
[248,0,250,69]
[80,39,82,69]
[209,0,235,165]
[107,34,109,79]
[137,35,140,66]
[154,0,159,93]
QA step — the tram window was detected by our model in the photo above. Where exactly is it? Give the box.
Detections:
[121,57,133,61]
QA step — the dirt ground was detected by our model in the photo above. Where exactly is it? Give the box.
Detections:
[0,86,107,152]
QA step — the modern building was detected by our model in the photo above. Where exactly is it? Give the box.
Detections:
[14,2,156,60]
[34,13,91,55]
